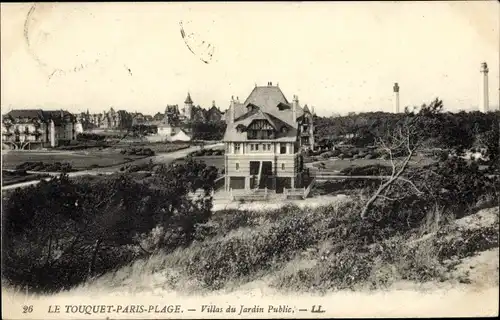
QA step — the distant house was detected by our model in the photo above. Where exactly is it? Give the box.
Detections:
[169,128,191,142]
[131,112,149,126]
[2,109,78,149]
[153,112,164,121]
[79,108,131,130]
[206,101,224,122]
[223,82,315,192]
[191,105,207,122]
[156,105,183,137]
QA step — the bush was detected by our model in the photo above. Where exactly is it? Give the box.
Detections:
[320,152,331,159]
[120,147,156,157]
[15,162,75,172]
[3,159,218,292]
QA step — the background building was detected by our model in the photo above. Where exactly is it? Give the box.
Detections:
[2,109,78,149]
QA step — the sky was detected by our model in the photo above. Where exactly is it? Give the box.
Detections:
[1,1,499,116]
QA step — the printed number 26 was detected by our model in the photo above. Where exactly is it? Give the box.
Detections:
[23,306,33,313]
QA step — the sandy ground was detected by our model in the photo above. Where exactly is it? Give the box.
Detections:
[212,194,350,211]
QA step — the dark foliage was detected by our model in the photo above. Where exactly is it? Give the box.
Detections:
[2,159,218,292]
[187,121,227,141]
[314,106,499,165]
[15,161,76,172]
[120,147,155,157]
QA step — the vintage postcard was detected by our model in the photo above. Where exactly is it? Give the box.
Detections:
[1,1,499,319]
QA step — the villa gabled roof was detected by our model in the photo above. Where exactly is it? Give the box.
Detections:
[223,85,307,142]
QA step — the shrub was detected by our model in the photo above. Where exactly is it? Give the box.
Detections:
[3,159,218,292]
[320,152,331,159]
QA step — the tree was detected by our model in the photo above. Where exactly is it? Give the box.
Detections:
[360,100,442,219]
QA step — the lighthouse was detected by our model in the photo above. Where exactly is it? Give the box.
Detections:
[393,82,400,113]
[480,62,489,113]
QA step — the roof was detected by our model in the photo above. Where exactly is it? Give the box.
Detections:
[208,105,222,114]
[5,109,75,125]
[5,109,45,120]
[223,85,308,142]
[184,92,193,104]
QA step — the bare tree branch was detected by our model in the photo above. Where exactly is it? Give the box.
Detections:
[360,109,426,219]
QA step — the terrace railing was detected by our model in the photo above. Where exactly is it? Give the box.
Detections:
[283,178,316,200]
[229,187,270,201]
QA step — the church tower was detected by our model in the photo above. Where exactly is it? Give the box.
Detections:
[184,92,194,120]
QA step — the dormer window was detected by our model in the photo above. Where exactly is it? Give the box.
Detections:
[236,124,247,133]
[281,126,288,134]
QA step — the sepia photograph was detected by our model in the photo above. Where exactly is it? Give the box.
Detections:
[1,1,499,319]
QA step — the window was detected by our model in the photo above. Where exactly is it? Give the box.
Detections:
[236,163,240,170]
[267,144,271,151]
[235,143,241,153]
[247,120,275,140]
[250,144,255,151]
[281,163,285,170]
[280,143,287,154]
[255,144,259,151]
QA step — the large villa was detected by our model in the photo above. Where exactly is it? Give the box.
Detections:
[223,82,315,196]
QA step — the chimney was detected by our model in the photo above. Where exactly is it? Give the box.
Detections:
[212,100,216,108]
[311,106,315,115]
[229,96,235,123]
[270,81,273,86]
[292,95,298,123]
[480,62,489,112]
[393,83,400,113]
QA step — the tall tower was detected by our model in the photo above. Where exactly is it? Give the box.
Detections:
[184,92,193,120]
[480,62,489,112]
[393,82,400,113]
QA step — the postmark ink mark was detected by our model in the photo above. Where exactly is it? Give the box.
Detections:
[124,65,132,76]
[179,20,215,64]
[23,3,105,81]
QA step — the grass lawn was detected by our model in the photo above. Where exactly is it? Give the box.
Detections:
[311,155,436,171]
[2,150,146,171]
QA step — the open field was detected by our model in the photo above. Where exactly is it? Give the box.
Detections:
[1,150,146,170]
[2,143,192,171]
